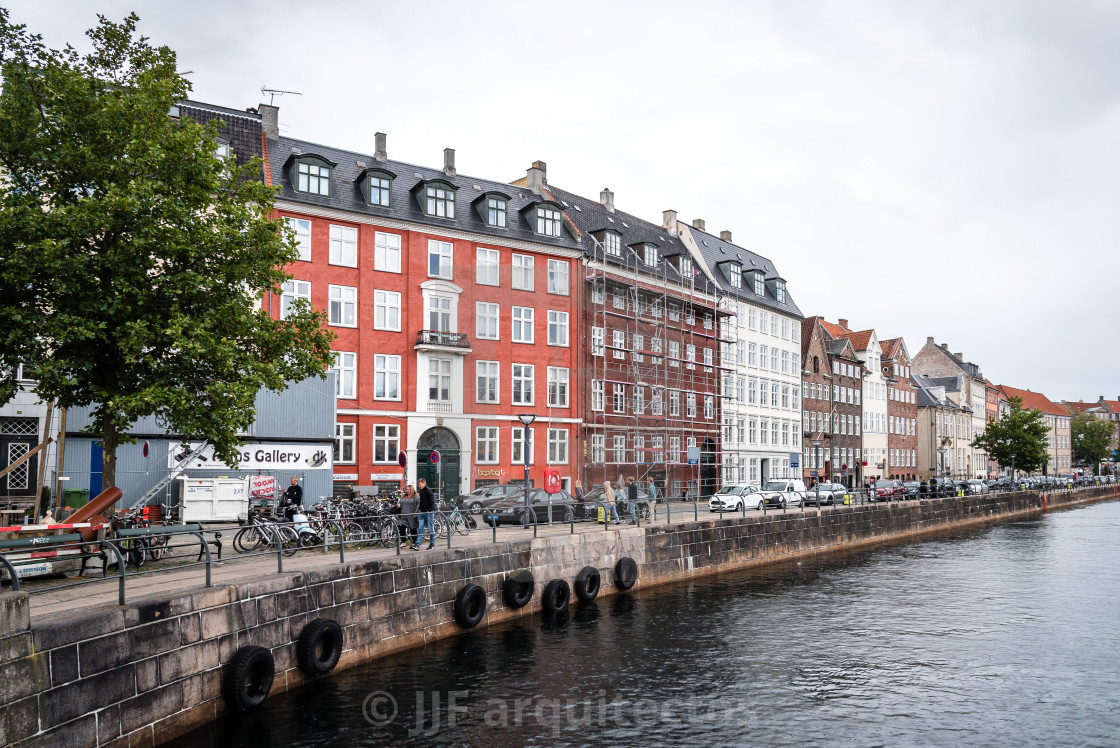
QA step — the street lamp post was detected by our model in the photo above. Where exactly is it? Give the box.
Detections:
[518,414,535,527]
[812,439,822,505]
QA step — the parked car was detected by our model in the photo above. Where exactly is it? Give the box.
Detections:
[757,479,807,509]
[708,485,764,512]
[873,480,905,501]
[965,479,987,495]
[805,482,851,506]
[903,481,921,498]
[483,489,583,526]
[461,484,525,514]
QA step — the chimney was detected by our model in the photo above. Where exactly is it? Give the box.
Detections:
[838,319,849,330]
[940,343,949,350]
[692,218,705,231]
[926,336,935,345]
[259,103,279,141]
[600,187,614,213]
[954,352,963,361]
[443,148,456,177]
[526,161,547,194]
[662,210,678,233]
[374,132,387,162]
[720,230,732,242]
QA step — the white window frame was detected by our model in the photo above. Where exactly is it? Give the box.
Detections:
[512,254,535,291]
[328,224,357,267]
[288,218,312,262]
[428,357,452,402]
[512,363,534,405]
[591,433,605,463]
[476,360,500,404]
[512,427,534,465]
[374,290,401,332]
[328,285,357,327]
[547,259,569,295]
[547,310,569,347]
[537,207,562,237]
[334,422,355,464]
[548,429,569,464]
[372,424,399,464]
[280,279,310,320]
[374,354,401,401]
[613,330,626,360]
[476,427,500,464]
[591,380,605,412]
[477,247,500,286]
[331,351,356,399]
[547,367,569,408]
[374,231,401,273]
[476,302,499,340]
[591,326,605,356]
[428,239,453,279]
[512,306,534,343]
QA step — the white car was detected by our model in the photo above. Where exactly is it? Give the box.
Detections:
[708,485,764,512]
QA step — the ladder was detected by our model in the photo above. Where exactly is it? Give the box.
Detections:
[127,440,210,510]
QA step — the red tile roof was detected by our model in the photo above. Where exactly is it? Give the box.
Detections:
[996,385,1067,416]
[1102,399,1120,412]
[842,329,877,353]
[880,337,904,360]
[819,320,848,339]
[1063,401,1098,414]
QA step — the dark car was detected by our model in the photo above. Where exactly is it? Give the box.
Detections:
[903,481,920,498]
[483,489,582,526]
[461,484,524,514]
[874,480,905,501]
[805,482,849,506]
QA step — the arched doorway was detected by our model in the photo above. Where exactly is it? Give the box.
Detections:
[416,427,461,502]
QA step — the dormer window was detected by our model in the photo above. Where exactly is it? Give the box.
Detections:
[426,184,455,218]
[728,264,742,289]
[775,281,786,303]
[643,244,658,267]
[368,174,391,206]
[487,197,507,227]
[295,159,332,196]
[680,255,692,277]
[537,207,562,237]
[753,272,765,296]
[603,231,621,256]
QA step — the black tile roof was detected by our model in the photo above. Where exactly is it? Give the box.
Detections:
[179,100,262,174]
[267,136,584,252]
[543,185,718,295]
[912,374,966,410]
[686,225,804,319]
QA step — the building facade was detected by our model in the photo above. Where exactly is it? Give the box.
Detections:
[822,321,887,485]
[996,385,1071,475]
[913,374,971,479]
[263,111,584,499]
[912,339,990,479]
[675,220,804,489]
[800,318,833,485]
[825,337,865,487]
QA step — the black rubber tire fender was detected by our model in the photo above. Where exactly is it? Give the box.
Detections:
[614,557,638,591]
[296,618,343,677]
[224,645,275,711]
[454,584,487,629]
[541,579,571,614]
[573,565,601,602]
[503,569,535,609]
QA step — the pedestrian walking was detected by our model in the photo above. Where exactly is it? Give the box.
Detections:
[647,479,657,506]
[603,480,620,524]
[416,478,435,550]
[627,477,638,524]
[399,486,419,548]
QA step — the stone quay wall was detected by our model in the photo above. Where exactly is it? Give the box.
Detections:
[0,486,1114,747]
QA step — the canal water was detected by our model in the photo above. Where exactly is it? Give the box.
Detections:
[174,501,1120,747]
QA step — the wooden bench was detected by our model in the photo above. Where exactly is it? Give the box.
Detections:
[0,532,109,583]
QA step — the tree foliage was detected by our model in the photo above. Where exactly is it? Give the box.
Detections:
[971,397,1049,475]
[0,11,335,488]
[1070,411,1116,472]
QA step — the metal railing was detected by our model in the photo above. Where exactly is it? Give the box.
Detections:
[415,330,471,348]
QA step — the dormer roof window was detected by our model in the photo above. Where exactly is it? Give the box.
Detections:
[537,206,562,237]
[357,168,394,207]
[413,179,456,218]
[753,271,765,296]
[602,231,621,256]
[488,196,507,227]
[642,243,658,267]
[288,154,336,196]
[728,263,742,289]
[775,280,786,303]
[679,255,693,278]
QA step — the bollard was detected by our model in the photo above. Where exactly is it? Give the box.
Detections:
[274,527,284,573]
[395,521,401,556]
[693,497,699,522]
[492,514,497,544]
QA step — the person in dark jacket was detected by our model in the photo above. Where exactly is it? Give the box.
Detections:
[627,477,638,524]
[285,476,303,506]
[416,478,435,549]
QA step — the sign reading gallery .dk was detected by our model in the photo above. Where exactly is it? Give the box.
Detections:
[168,441,333,471]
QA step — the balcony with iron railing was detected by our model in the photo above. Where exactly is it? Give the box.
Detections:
[414,330,472,353]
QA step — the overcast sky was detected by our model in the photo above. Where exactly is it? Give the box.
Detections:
[9,0,1119,402]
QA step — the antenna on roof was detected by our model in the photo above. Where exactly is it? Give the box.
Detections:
[260,85,303,105]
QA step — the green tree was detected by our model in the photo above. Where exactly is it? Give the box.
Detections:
[0,11,335,489]
[1070,411,1116,473]
[971,397,1049,475]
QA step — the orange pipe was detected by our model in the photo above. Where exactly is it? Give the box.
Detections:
[1041,492,1047,512]
[67,487,122,524]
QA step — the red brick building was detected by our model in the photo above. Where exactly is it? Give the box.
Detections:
[881,337,918,480]
[801,317,834,485]
[259,108,583,499]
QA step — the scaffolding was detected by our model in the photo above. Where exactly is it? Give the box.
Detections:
[580,234,733,500]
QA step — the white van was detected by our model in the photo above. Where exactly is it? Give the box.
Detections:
[757,479,808,509]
